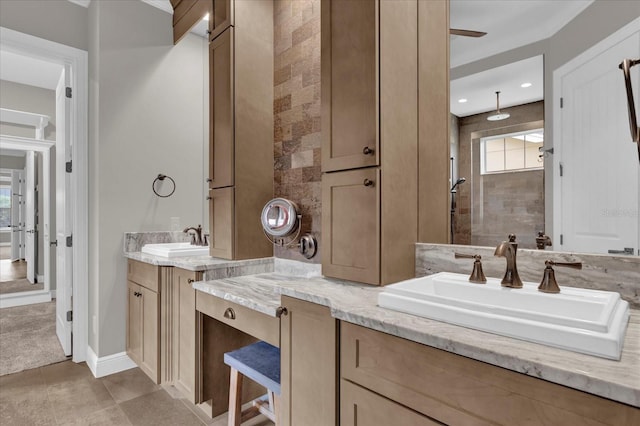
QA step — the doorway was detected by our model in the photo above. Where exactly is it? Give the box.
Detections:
[0,26,88,363]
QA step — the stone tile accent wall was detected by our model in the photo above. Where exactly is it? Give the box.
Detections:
[273,0,322,262]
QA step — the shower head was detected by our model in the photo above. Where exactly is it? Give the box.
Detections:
[451,177,466,192]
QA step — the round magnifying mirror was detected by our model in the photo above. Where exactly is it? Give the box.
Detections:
[261,198,299,238]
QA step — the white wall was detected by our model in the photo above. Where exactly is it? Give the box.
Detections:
[88,0,208,356]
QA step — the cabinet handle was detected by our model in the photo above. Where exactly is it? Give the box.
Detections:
[363,179,374,187]
[223,307,236,320]
[363,146,375,155]
[187,278,195,284]
[276,307,288,317]
[206,196,212,201]
[206,178,213,183]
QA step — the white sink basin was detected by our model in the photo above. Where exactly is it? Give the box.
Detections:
[141,242,209,258]
[378,272,630,360]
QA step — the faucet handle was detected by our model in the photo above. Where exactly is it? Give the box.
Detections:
[454,253,487,284]
[538,260,582,294]
[203,233,210,247]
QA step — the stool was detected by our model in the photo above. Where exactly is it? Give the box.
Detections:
[224,341,281,426]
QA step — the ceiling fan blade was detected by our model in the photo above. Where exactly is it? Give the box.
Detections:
[450,28,487,38]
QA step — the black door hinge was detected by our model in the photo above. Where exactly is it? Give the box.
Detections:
[559,163,564,177]
[560,97,564,108]
[560,234,564,245]
[66,310,73,322]
[66,161,72,173]
[66,235,73,247]
[66,87,72,98]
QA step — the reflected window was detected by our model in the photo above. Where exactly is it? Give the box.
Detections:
[481,129,544,174]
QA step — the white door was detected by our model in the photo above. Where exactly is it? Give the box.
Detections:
[558,30,640,255]
[10,170,22,262]
[56,67,72,356]
[25,151,36,282]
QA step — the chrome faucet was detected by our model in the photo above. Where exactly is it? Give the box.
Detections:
[183,224,206,246]
[494,234,523,288]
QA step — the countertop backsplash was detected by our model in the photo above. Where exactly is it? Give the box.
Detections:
[417,243,640,308]
[123,231,191,253]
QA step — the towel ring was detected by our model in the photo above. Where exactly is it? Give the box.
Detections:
[152,174,176,198]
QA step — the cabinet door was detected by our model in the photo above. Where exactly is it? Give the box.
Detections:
[322,168,380,285]
[341,380,439,426]
[172,0,212,44]
[209,187,234,259]
[173,268,200,402]
[280,297,337,426]
[140,285,160,384]
[321,0,379,172]
[210,0,233,41]
[126,281,142,366]
[209,27,235,189]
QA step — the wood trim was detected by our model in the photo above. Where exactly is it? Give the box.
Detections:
[341,322,640,425]
[210,0,234,42]
[417,0,450,244]
[160,267,173,384]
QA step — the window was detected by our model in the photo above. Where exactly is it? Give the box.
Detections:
[0,185,11,229]
[481,129,544,174]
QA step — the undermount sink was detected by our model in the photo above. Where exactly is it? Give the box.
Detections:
[141,242,209,258]
[378,272,630,360]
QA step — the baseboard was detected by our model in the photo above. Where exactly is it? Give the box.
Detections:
[0,291,51,308]
[37,274,44,283]
[86,346,137,378]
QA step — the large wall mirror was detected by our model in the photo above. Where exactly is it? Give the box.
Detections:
[449,0,640,256]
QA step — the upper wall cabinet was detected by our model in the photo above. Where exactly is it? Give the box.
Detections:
[208,0,274,260]
[321,0,379,172]
[171,0,212,44]
[321,0,449,285]
[210,0,234,41]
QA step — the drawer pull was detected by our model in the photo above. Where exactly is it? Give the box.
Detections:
[276,306,288,317]
[223,307,236,320]
[363,179,374,187]
[187,278,195,284]
[363,146,375,155]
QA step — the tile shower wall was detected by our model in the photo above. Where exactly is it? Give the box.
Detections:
[455,101,544,247]
[273,0,322,262]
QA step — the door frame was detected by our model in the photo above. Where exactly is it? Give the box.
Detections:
[552,17,640,253]
[0,27,89,363]
[0,137,53,303]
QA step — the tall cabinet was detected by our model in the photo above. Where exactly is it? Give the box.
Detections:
[208,0,274,260]
[322,0,448,285]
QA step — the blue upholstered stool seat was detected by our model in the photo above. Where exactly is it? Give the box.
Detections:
[224,341,281,395]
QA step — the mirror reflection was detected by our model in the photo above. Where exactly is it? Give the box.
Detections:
[449,0,640,255]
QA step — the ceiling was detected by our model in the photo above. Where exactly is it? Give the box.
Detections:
[450,0,594,117]
[0,50,63,90]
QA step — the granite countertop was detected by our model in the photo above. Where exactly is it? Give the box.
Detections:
[193,272,640,408]
[124,251,274,273]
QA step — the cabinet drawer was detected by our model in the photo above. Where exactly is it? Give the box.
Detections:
[341,322,639,426]
[195,291,279,347]
[341,380,439,426]
[127,260,160,293]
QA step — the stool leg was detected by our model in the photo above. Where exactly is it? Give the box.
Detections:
[272,393,280,426]
[228,368,243,426]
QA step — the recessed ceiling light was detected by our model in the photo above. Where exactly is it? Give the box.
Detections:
[203,13,210,21]
[458,98,468,103]
[521,82,532,88]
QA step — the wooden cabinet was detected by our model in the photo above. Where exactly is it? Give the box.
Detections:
[195,290,281,417]
[341,380,438,426]
[322,168,380,285]
[280,296,337,426]
[322,0,443,285]
[171,267,202,402]
[341,322,640,426]
[207,0,273,260]
[126,260,161,383]
[171,0,212,44]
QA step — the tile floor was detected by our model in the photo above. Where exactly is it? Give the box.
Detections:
[0,361,273,426]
